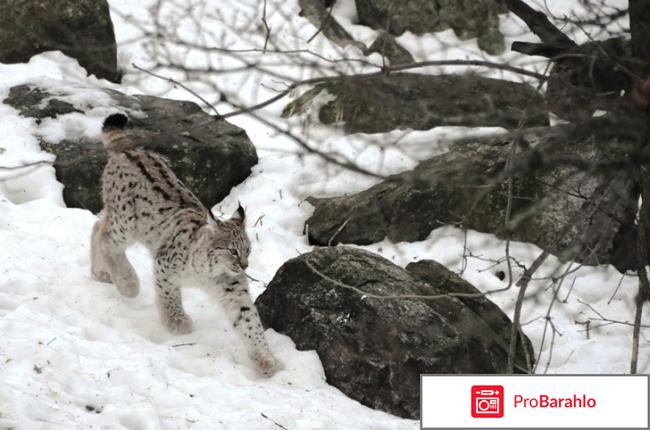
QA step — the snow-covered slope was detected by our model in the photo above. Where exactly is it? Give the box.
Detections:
[0,0,647,428]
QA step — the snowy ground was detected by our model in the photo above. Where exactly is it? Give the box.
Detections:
[0,0,648,429]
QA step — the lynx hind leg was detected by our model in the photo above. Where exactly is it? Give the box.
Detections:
[221,275,278,376]
[96,220,140,297]
[90,218,111,283]
[154,263,193,335]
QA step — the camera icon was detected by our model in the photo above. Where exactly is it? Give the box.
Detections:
[471,385,504,418]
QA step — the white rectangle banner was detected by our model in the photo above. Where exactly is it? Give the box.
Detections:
[421,375,649,429]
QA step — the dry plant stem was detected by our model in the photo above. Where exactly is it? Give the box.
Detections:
[504,0,577,49]
[261,0,271,51]
[506,249,550,373]
[131,64,386,179]
[260,412,290,430]
[0,160,53,170]
[328,217,350,247]
[631,270,646,373]
[631,177,650,374]
[306,2,334,44]
[533,263,573,372]
[132,63,222,118]
[577,298,650,329]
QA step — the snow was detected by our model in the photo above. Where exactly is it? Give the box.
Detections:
[0,0,648,428]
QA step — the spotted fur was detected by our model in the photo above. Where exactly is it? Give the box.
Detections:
[90,114,277,376]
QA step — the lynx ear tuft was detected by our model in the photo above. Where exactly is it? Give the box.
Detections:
[102,113,128,131]
[232,203,245,223]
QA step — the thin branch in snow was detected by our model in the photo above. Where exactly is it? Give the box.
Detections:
[260,412,290,430]
[0,160,53,171]
[306,2,335,44]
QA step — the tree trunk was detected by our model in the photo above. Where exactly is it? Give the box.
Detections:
[629,0,650,73]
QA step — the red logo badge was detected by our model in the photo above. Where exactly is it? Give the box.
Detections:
[471,385,504,418]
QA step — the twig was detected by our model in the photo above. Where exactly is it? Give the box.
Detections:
[306,2,334,44]
[607,273,627,304]
[577,299,650,328]
[133,63,221,118]
[260,412,289,430]
[575,320,591,339]
[0,160,53,170]
[328,217,350,247]
[504,0,577,49]
[632,176,650,374]
[261,0,271,51]
[534,265,573,372]
[171,342,196,348]
[131,64,386,179]
[507,249,549,373]
[253,214,266,227]
[543,318,561,374]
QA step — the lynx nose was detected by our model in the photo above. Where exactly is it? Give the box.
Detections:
[239,257,248,270]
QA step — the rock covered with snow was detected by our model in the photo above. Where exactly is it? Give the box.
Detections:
[4,84,258,213]
[255,247,533,419]
[354,0,507,55]
[282,73,548,134]
[306,118,639,271]
[0,0,120,82]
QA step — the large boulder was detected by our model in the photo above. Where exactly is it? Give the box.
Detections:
[0,0,120,82]
[306,118,641,271]
[255,247,533,419]
[355,0,507,55]
[545,38,633,122]
[3,84,258,213]
[299,0,365,50]
[282,73,548,133]
[363,32,415,65]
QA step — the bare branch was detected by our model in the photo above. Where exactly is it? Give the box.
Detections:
[0,160,53,170]
[132,63,221,118]
[261,0,271,51]
[504,0,577,49]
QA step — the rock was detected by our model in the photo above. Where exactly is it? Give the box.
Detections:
[255,247,533,419]
[355,0,507,55]
[306,118,640,271]
[545,38,633,122]
[363,32,415,65]
[299,0,366,50]
[4,84,258,213]
[282,73,548,133]
[0,0,120,82]
[405,260,533,359]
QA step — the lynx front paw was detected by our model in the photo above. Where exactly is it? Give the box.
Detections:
[164,314,194,335]
[115,278,140,298]
[251,352,280,377]
[91,270,112,283]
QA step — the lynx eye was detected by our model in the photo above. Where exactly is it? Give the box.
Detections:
[229,248,239,257]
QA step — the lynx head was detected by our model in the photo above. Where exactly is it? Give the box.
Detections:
[101,113,130,150]
[202,204,251,272]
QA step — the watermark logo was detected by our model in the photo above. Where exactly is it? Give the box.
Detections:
[471,385,504,418]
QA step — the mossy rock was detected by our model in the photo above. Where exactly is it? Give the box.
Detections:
[283,73,548,133]
[306,118,639,271]
[355,0,507,55]
[4,84,257,213]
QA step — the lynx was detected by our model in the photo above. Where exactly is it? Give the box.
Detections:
[90,113,277,376]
